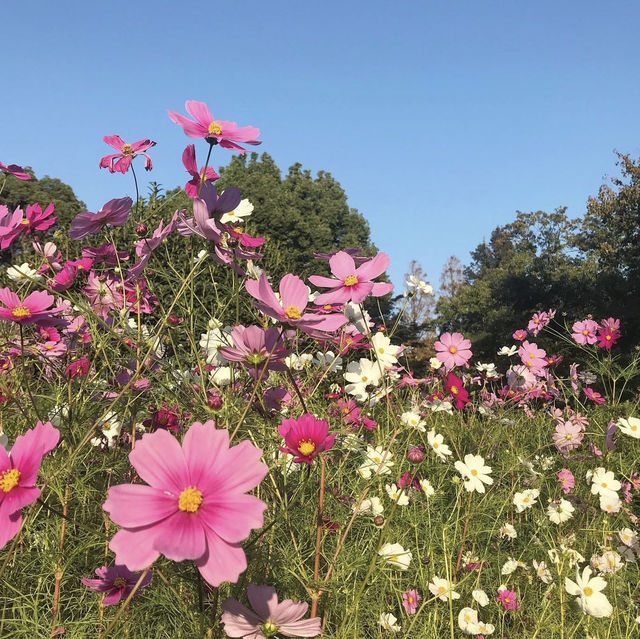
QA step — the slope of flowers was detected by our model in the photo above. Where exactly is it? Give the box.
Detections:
[0,105,638,638]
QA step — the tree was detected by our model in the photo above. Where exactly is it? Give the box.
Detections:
[439,255,464,300]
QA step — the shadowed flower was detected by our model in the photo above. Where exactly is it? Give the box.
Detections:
[0,421,60,549]
[444,372,471,409]
[99,135,156,174]
[278,414,335,464]
[221,584,321,638]
[168,101,261,152]
[103,421,268,586]
[584,387,606,405]
[82,565,152,606]
[70,197,133,240]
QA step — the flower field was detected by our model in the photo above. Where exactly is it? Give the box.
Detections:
[0,102,638,638]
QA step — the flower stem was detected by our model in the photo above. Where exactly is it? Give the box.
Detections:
[310,456,327,617]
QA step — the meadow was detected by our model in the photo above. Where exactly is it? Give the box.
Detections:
[0,102,638,639]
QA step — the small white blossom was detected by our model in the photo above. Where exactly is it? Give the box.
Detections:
[428,576,460,602]
[617,416,640,439]
[7,262,42,282]
[547,498,575,524]
[533,559,553,584]
[513,488,540,513]
[427,430,452,461]
[499,523,517,539]
[400,410,426,432]
[385,483,409,506]
[358,446,394,479]
[378,543,412,570]
[472,589,490,607]
[378,612,401,632]
[454,454,493,493]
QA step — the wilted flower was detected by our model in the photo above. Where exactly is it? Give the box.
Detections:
[82,565,152,606]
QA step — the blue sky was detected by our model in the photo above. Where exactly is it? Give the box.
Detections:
[2,1,639,289]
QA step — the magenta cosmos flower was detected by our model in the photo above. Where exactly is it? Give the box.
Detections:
[82,565,152,606]
[99,135,156,174]
[497,588,520,610]
[221,584,322,638]
[220,325,289,380]
[0,161,31,180]
[434,332,473,369]
[182,144,219,198]
[278,414,336,464]
[70,197,133,240]
[103,421,268,587]
[0,421,60,549]
[246,272,348,334]
[0,288,63,326]
[168,101,261,152]
[309,251,394,305]
[584,387,606,405]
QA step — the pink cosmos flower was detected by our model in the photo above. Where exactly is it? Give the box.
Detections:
[182,144,219,198]
[82,565,152,606]
[597,323,620,350]
[99,135,156,174]
[278,414,336,464]
[0,288,63,326]
[584,387,606,405]
[70,197,133,240]
[22,203,57,236]
[402,588,421,614]
[553,420,584,455]
[572,319,599,345]
[0,205,29,249]
[496,588,520,610]
[0,421,60,549]
[168,101,261,152]
[219,325,289,380]
[518,340,548,375]
[221,584,321,638]
[512,329,528,341]
[601,317,620,332]
[309,251,394,305]
[0,161,31,180]
[103,421,268,587]
[444,372,471,409]
[557,468,575,494]
[246,273,348,334]
[528,311,551,336]
[434,332,473,369]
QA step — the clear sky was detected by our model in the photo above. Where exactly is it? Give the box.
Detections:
[2,1,639,289]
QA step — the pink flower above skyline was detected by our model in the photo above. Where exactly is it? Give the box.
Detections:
[103,421,268,587]
[70,197,133,240]
[0,421,60,549]
[528,311,551,336]
[82,565,152,606]
[182,144,220,198]
[309,251,394,306]
[168,101,261,152]
[0,288,64,326]
[512,329,528,341]
[0,161,31,180]
[221,584,321,638]
[278,414,336,464]
[99,135,156,174]
[434,332,473,369]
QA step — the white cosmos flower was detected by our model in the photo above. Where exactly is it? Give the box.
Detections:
[385,483,409,506]
[513,488,540,512]
[344,358,381,400]
[428,576,460,601]
[454,454,493,493]
[405,274,433,295]
[472,589,490,607]
[429,356,443,370]
[591,550,623,574]
[619,528,639,551]
[90,411,121,448]
[617,416,640,439]
[358,445,394,479]
[312,350,342,371]
[588,467,621,498]
[378,543,412,570]
[599,494,622,514]
[476,362,499,378]
[547,498,575,524]
[499,523,517,539]
[400,410,426,432]
[199,326,233,365]
[209,366,232,386]
[501,557,528,575]
[430,399,453,414]
[533,559,553,584]
[457,607,480,634]
[419,479,435,497]
[370,331,400,368]
[565,566,613,618]
[286,353,313,370]
[219,198,254,224]
[378,612,401,632]
[7,262,42,282]
[354,496,384,517]
[344,302,372,335]
[497,345,517,356]
[476,621,495,635]
[427,430,452,461]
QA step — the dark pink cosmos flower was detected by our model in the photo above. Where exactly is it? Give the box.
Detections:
[99,135,156,174]
[0,205,28,249]
[278,414,336,464]
[23,203,57,235]
[0,421,60,549]
[221,584,321,638]
[143,403,183,434]
[70,197,133,240]
[49,263,78,292]
[444,372,470,409]
[103,421,268,587]
[434,332,473,370]
[168,101,261,152]
[309,251,394,305]
[65,356,91,379]
[0,288,64,326]
[82,243,129,267]
[496,588,520,610]
[584,387,606,405]
[182,144,219,198]
[220,325,289,380]
[512,329,528,341]
[227,226,265,248]
[82,565,152,606]
[0,161,31,180]
[597,322,621,350]
[246,273,348,334]
[135,212,179,257]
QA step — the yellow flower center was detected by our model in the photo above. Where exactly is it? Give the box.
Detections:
[344,275,359,287]
[378,347,385,354]
[285,305,302,320]
[11,306,32,319]
[408,596,414,603]
[208,121,223,135]
[470,469,478,476]
[583,329,589,335]
[20,219,30,225]
[298,440,316,456]
[122,144,135,156]
[390,554,399,562]
[246,353,267,365]
[0,468,20,492]
[438,586,446,594]
[178,486,204,512]
[601,482,607,488]
[606,335,612,341]
[631,425,638,431]
[449,346,458,354]
[450,385,459,395]
[261,621,279,636]
[113,577,127,588]
[583,586,593,597]
[433,442,439,448]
